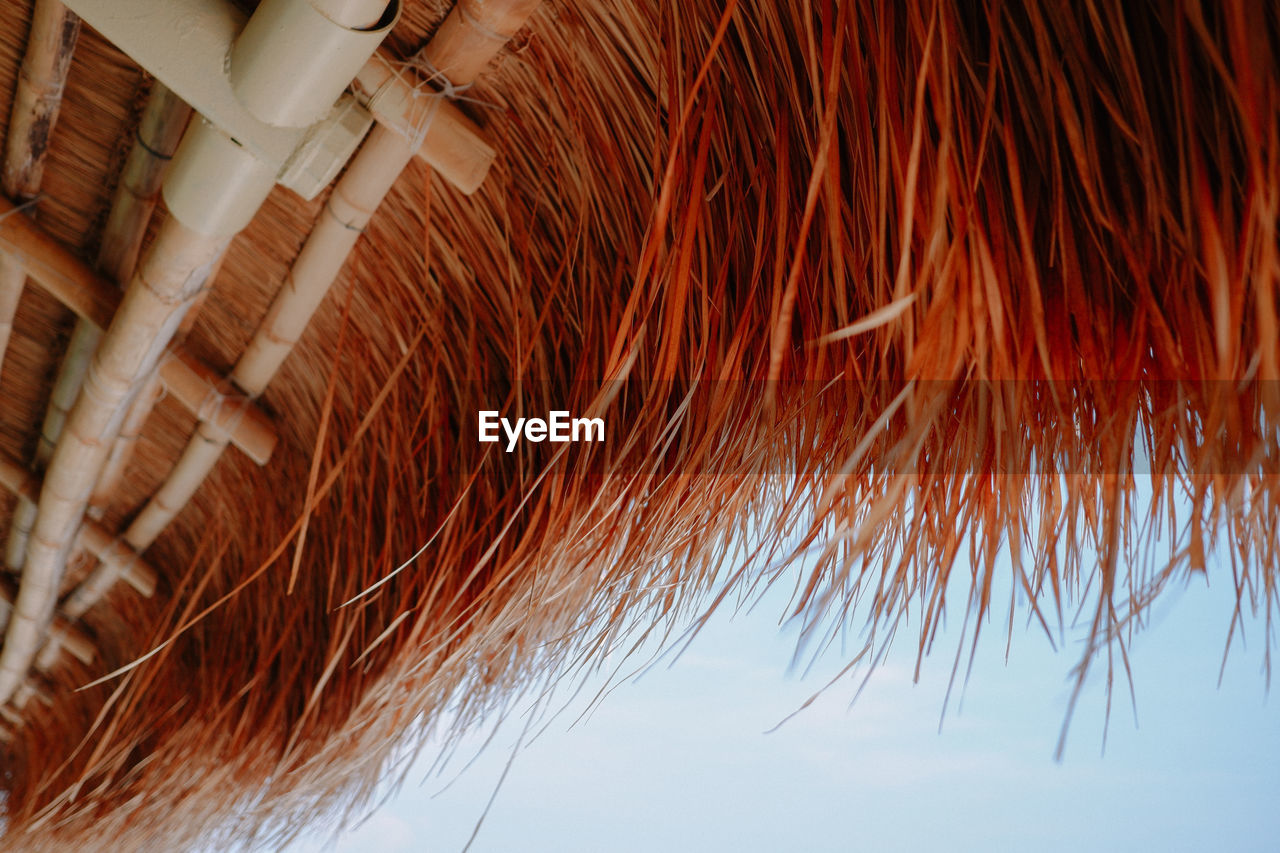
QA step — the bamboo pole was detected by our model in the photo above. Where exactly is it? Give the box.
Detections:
[121,420,227,549]
[37,322,98,463]
[232,125,419,394]
[0,195,277,464]
[4,320,95,571]
[99,84,193,284]
[3,2,80,197]
[13,682,54,711]
[86,372,162,519]
[10,683,35,710]
[0,0,80,380]
[416,0,541,85]
[87,85,193,515]
[0,193,118,323]
[3,495,34,572]
[33,623,91,670]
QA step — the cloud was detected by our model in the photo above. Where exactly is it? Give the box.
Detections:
[335,808,415,853]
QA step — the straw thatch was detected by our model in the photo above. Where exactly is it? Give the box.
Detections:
[0,0,1276,849]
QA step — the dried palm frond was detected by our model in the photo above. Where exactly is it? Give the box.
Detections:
[0,0,1275,849]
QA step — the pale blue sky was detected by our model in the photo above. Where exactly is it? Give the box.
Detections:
[287,526,1280,853]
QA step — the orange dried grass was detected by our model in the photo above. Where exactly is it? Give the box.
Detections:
[0,0,1277,849]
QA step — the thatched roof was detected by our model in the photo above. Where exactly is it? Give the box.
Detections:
[0,0,1275,848]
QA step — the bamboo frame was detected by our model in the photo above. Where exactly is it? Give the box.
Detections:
[248,0,540,384]
[0,195,277,464]
[118,0,542,570]
[52,0,542,661]
[0,446,157,690]
[0,0,402,705]
[0,450,157,597]
[0,219,226,702]
[0,580,93,667]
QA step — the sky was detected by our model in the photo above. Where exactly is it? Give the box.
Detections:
[283,522,1280,853]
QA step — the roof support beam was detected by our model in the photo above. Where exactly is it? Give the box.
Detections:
[242,0,540,398]
[0,0,400,708]
[64,0,541,627]
[0,195,278,465]
[119,0,542,587]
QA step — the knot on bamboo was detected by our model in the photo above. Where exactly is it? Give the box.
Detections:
[191,378,250,445]
[406,55,475,100]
